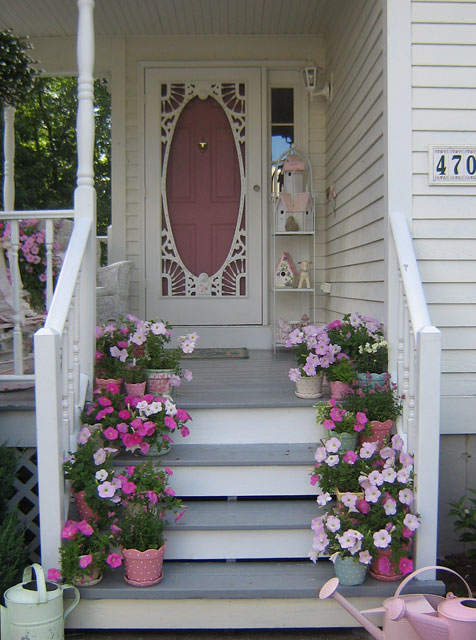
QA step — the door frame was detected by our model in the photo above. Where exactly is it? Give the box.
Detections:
[139,62,269,328]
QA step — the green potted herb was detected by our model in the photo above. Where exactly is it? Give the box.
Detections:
[123,364,147,397]
[354,336,388,387]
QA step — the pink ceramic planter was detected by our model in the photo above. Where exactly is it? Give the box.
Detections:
[329,380,352,400]
[72,490,100,523]
[123,543,166,587]
[124,381,147,397]
[359,419,394,448]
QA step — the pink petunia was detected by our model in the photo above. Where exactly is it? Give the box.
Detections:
[106,553,123,568]
[399,557,413,575]
[175,510,186,523]
[78,427,91,444]
[48,568,61,581]
[98,397,112,407]
[343,450,358,464]
[76,520,94,536]
[164,416,177,430]
[79,553,93,569]
[377,554,391,575]
[165,487,175,496]
[121,480,137,495]
[79,554,93,569]
[181,426,190,437]
[61,522,78,540]
[118,409,131,419]
[103,427,119,441]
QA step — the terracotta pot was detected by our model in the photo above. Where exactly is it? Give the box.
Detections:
[369,547,409,582]
[125,381,147,397]
[95,377,123,392]
[123,544,166,587]
[359,419,394,448]
[295,373,323,399]
[329,380,352,400]
[145,369,175,395]
[72,490,100,523]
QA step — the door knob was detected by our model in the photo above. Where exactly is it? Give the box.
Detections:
[253,184,261,192]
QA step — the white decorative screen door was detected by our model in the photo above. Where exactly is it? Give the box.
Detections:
[144,67,262,326]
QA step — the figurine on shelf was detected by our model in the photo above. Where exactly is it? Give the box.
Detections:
[298,260,312,289]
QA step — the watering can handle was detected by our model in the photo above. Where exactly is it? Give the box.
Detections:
[22,563,48,604]
[62,584,80,620]
[394,564,472,598]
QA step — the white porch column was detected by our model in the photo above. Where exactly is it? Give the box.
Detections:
[75,0,96,392]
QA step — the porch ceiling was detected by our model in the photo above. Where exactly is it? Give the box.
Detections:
[0,0,337,38]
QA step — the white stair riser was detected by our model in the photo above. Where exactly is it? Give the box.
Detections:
[165,529,314,560]
[169,465,317,497]
[66,596,383,630]
[175,407,322,444]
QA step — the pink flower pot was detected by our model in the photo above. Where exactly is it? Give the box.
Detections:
[146,370,175,395]
[72,490,100,523]
[359,419,394,448]
[72,562,103,586]
[369,546,411,582]
[123,544,166,587]
[125,381,147,397]
[95,377,123,392]
[329,380,352,400]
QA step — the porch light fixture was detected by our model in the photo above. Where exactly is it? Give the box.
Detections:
[301,66,332,101]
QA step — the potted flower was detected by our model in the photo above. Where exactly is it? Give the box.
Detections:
[325,355,356,399]
[342,376,404,447]
[357,434,420,580]
[315,398,369,451]
[309,506,373,586]
[58,519,121,586]
[310,437,378,497]
[63,433,120,523]
[123,364,147,397]
[286,325,339,399]
[95,322,129,388]
[326,313,383,360]
[125,316,198,394]
[354,336,389,387]
[114,461,185,586]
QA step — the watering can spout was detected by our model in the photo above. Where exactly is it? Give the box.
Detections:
[319,578,385,640]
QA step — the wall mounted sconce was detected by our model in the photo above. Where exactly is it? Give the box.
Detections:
[301,66,332,101]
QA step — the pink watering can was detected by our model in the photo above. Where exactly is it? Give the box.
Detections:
[318,565,476,640]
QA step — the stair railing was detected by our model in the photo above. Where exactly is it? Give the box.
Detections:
[389,209,441,573]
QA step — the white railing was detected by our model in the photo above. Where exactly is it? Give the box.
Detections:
[0,210,74,380]
[389,210,441,572]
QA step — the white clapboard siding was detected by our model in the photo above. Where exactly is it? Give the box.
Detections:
[322,0,385,322]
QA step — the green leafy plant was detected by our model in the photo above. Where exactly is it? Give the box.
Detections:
[342,376,404,422]
[325,357,357,384]
[315,399,370,437]
[0,29,37,107]
[354,337,388,374]
[326,313,383,359]
[449,489,476,557]
[0,509,28,599]
[116,507,165,552]
[59,519,119,584]
[123,365,147,384]
[95,322,128,379]
[311,436,377,494]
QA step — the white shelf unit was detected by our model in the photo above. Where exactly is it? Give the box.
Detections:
[271,148,316,350]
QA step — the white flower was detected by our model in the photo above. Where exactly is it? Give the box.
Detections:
[316,492,332,506]
[165,398,177,416]
[311,516,325,532]
[359,550,372,565]
[399,488,414,505]
[391,434,404,451]
[93,448,106,465]
[337,530,357,549]
[380,447,395,460]
[325,437,341,453]
[148,401,163,415]
[315,447,327,463]
[326,515,341,533]
[368,470,384,486]
[326,454,339,467]
[183,369,193,382]
[397,466,411,483]
[365,486,381,503]
[309,550,319,564]
[382,467,397,483]
[373,529,392,549]
[340,492,358,512]
[360,442,377,459]
[383,497,397,515]
[95,469,108,481]
[312,531,329,552]
[403,513,420,531]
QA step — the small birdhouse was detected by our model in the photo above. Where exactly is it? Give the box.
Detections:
[275,192,314,232]
[274,252,297,288]
[283,156,305,196]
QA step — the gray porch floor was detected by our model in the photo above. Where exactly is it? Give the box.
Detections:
[176,348,324,409]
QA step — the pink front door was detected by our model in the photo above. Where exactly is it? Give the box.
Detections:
[145,68,262,327]
[166,96,241,282]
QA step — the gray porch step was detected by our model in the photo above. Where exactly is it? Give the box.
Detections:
[121,443,318,467]
[74,559,446,600]
[167,498,320,531]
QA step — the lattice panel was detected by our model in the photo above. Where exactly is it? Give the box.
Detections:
[8,448,41,562]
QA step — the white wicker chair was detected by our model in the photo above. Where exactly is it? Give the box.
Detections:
[96,260,132,325]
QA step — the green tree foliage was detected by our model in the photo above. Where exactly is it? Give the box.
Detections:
[0,75,111,234]
[0,29,37,107]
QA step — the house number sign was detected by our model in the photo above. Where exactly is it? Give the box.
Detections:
[429,145,476,184]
